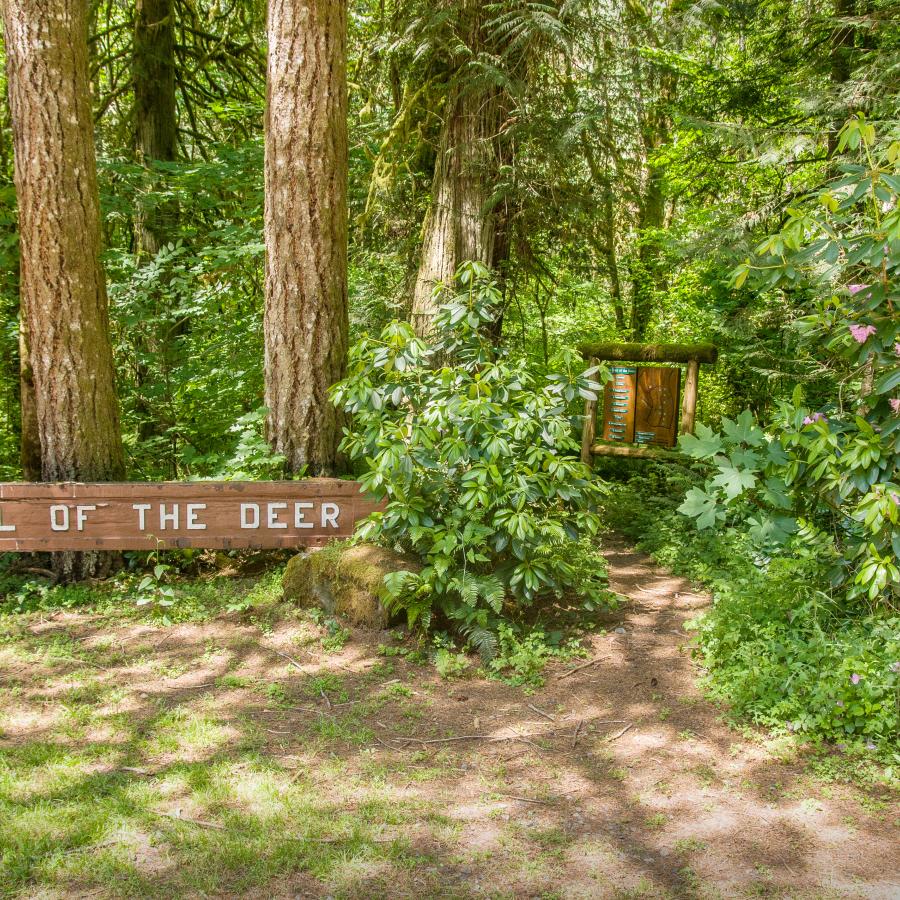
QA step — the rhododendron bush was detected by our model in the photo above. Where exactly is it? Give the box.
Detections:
[681,117,900,605]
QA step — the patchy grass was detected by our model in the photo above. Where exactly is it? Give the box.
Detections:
[0,549,897,899]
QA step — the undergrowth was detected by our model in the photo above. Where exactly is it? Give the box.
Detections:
[0,554,285,624]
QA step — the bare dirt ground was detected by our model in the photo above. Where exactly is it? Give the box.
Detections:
[1,537,898,899]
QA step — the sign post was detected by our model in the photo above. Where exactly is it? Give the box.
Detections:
[0,480,382,552]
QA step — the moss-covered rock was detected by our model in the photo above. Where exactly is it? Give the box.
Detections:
[282,541,419,628]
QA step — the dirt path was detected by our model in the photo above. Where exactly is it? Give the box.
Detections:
[0,539,897,899]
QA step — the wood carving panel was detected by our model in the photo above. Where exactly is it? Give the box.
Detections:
[634,367,681,447]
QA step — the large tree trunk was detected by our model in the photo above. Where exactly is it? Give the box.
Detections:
[133,0,177,257]
[629,163,666,340]
[410,82,498,337]
[264,0,348,475]
[132,0,178,451]
[2,0,126,578]
[629,67,675,341]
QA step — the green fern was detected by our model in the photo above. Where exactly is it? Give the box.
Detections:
[462,624,498,663]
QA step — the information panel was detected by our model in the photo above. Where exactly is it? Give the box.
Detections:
[0,480,383,552]
[601,366,637,443]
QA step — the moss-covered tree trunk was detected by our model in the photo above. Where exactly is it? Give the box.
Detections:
[132,0,179,450]
[410,81,500,337]
[629,67,675,341]
[133,0,177,257]
[409,0,503,338]
[264,0,349,475]
[2,0,126,578]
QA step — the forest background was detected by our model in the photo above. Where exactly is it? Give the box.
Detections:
[0,0,898,762]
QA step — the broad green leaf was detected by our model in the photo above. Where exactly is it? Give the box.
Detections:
[711,463,757,499]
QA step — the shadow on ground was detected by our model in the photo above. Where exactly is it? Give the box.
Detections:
[0,538,897,899]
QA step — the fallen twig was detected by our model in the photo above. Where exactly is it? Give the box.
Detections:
[319,689,332,709]
[556,657,607,680]
[268,647,307,674]
[497,793,550,805]
[156,811,225,831]
[55,654,111,672]
[61,838,120,856]
[527,703,555,722]
[398,734,492,746]
[572,720,583,749]
[604,723,633,742]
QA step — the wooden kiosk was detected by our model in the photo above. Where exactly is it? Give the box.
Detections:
[579,342,718,464]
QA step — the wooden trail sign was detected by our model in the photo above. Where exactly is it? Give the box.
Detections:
[0,480,383,552]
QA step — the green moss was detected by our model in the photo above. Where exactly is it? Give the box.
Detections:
[282,542,419,628]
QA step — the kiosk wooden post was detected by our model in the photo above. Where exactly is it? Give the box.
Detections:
[580,357,599,465]
[680,359,701,436]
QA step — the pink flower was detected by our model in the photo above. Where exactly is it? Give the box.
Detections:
[847,284,867,295]
[850,673,861,684]
[892,493,900,507]
[891,398,900,414]
[895,343,900,357]
[803,412,826,425]
[849,324,877,343]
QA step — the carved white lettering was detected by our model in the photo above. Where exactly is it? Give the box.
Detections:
[160,504,179,530]
[75,505,96,531]
[50,505,69,531]
[294,501,314,528]
[133,504,151,530]
[321,502,340,529]
[186,504,207,530]
[240,503,260,529]
[0,506,15,532]
[267,502,287,529]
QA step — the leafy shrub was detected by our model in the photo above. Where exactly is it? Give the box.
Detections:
[687,538,899,756]
[330,262,613,648]
[682,118,900,606]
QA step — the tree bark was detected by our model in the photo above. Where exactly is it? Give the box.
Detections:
[132,0,179,448]
[2,0,126,577]
[133,0,177,257]
[18,311,40,480]
[264,0,349,476]
[629,66,675,340]
[410,81,499,337]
